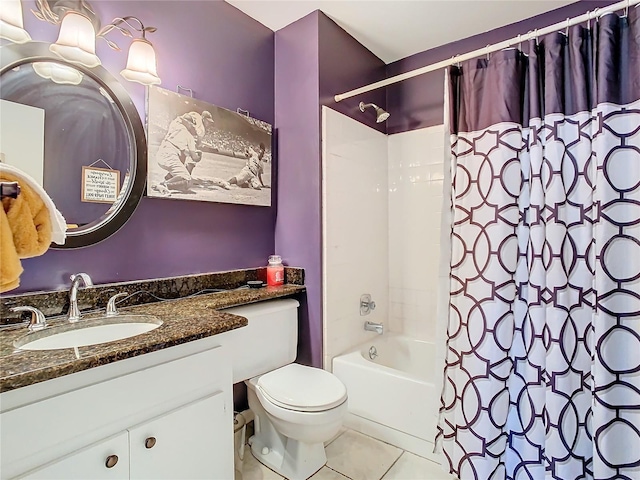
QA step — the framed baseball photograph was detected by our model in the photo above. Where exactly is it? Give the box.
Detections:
[146,86,272,206]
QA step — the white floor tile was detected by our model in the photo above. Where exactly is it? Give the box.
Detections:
[324,427,347,447]
[239,451,284,480]
[382,452,456,480]
[309,466,350,480]
[325,430,402,480]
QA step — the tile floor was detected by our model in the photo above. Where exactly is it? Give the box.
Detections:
[239,428,458,480]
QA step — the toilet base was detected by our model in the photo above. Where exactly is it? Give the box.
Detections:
[248,434,326,480]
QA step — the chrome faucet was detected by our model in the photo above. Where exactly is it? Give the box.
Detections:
[11,306,48,332]
[106,292,128,317]
[68,273,93,322]
[360,294,376,316]
[364,321,383,335]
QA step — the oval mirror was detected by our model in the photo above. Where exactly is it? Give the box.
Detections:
[0,42,147,249]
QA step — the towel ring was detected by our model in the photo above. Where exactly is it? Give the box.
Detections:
[176,85,194,97]
[0,181,20,199]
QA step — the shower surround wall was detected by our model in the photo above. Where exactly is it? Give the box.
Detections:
[322,107,388,369]
[388,125,445,342]
[322,107,445,366]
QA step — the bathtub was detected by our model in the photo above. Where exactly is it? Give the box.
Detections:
[332,333,440,459]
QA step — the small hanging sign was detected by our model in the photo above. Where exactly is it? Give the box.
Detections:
[81,165,120,203]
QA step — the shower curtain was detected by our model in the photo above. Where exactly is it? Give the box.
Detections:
[437,7,640,480]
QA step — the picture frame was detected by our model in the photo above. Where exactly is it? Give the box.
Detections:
[81,165,120,204]
[146,86,272,206]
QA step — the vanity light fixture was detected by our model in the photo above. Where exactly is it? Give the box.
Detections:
[4,0,161,86]
[99,16,161,86]
[49,11,101,68]
[0,0,32,43]
[120,38,161,86]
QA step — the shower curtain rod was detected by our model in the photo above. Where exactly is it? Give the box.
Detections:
[334,0,639,102]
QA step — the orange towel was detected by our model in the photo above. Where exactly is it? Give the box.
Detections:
[0,205,22,292]
[0,171,52,293]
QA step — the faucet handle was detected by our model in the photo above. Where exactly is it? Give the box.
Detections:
[11,306,48,332]
[360,294,376,316]
[70,273,93,286]
[106,292,128,317]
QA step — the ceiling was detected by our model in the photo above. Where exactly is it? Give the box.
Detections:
[226,0,577,64]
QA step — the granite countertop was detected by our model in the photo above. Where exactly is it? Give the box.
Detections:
[0,284,305,393]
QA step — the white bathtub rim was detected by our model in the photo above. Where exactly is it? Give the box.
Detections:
[333,333,436,385]
[333,350,432,386]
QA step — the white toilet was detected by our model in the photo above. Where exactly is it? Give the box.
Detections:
[220,299,348,480]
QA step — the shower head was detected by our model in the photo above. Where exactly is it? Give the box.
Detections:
[359,102,390,123]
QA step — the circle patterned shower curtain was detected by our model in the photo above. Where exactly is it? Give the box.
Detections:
[437,7,640,480]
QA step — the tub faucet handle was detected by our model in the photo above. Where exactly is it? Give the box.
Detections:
[360,294,376,316]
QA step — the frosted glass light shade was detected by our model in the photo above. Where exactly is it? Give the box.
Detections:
[32,62,84,85]
[0,0,31,43]
[49,12,100,68]
[120,39,161,86]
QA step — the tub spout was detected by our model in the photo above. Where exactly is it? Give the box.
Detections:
[364,321,383,334]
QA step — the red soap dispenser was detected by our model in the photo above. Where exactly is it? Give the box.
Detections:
[267,255,284,286]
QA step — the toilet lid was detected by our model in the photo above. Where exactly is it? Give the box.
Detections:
[256,364,347,412]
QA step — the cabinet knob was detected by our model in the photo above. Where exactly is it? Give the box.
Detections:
[145,437,157,449]
[105,455,119,468]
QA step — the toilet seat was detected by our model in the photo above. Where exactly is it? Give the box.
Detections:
[256,363,347,412]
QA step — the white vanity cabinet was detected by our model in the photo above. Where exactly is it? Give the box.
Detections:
[0,337,234,480]
[128,391,228,480]
[21,432,130,480]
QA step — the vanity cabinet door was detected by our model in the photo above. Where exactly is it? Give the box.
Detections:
[21,431,129,480]
[129,390,233,480]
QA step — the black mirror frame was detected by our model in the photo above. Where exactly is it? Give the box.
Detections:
[0,41,147,249]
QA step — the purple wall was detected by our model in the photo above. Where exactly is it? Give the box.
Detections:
[318,14,387,133]
[386,0,618,134]
[274,12,321,367]
[274,12,387,367]
[15,1,275,293]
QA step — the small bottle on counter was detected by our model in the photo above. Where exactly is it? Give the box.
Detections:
[267,255,284,286]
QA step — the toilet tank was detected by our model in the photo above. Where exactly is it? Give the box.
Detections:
[217,299,299,383]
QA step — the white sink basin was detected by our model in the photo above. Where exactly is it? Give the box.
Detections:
[14,315,163,351]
